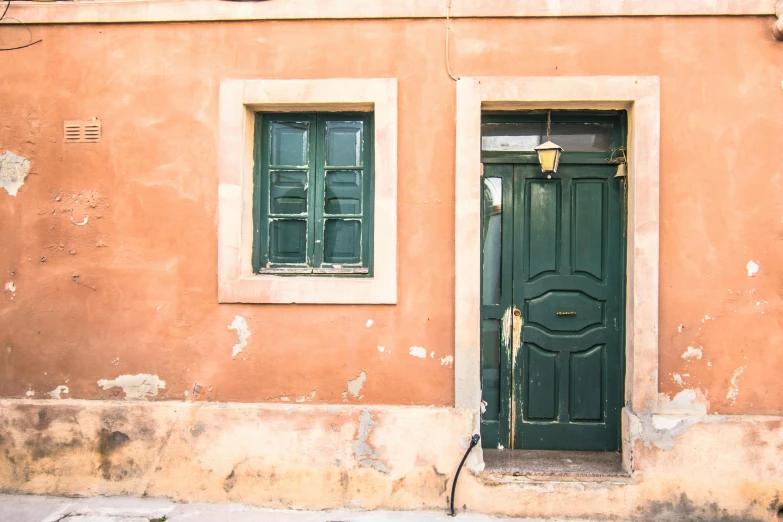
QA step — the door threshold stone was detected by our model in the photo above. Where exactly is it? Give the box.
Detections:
[481,449,630,481]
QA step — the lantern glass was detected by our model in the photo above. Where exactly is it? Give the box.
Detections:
[533,141,563,174]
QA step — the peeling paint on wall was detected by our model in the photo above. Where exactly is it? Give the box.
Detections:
[658,389,709,415]
[377,346,385,352]
[672,373,685,386]
[25,389,34,397]
[440,355,453,366]
[726,366,745,405]
[365,319,373,328]
[352,410,389,473]
[409,346,426,358]
[295,391,316,403]
[0,150,31,196]
[72,215,89,226]
[4,282,16,293]
[650,416,681,430]
[746,260,759,277]
[629,411,714,450]
[682,346,703,360]
[346,371,367,399]
[96,374,166,400]
[228,315,250,358]
[48,385,69,399]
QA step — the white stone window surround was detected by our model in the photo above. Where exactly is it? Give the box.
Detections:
[218,78,397,304]
[454,76,660,467]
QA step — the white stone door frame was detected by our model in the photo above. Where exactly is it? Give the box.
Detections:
[454,76,660,457]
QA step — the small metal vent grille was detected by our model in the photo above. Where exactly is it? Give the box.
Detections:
[64,120,101,143]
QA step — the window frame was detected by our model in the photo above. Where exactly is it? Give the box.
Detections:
[217,78,397,305]
[252,111,374,276]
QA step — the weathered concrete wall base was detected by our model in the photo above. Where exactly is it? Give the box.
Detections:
[469,412,783,521]
[0,400,477,510]
[1,400,781,521]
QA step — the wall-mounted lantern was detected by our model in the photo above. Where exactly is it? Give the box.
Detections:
[533,112,563,178]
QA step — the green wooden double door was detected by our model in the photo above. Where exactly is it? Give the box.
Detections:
[480,163,626,451]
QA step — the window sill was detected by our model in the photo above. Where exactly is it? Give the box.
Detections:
[258,267,370,276]
[217,272,395,304]
[480,449,630,482]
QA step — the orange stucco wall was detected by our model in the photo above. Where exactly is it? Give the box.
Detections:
[1,16,782,413]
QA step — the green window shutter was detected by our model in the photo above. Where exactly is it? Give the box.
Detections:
[315,113,373,272]
[253,112,373,275]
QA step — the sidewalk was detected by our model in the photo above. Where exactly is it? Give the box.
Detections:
[0,494,588,522]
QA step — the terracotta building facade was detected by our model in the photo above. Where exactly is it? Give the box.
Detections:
[1,1,782,520]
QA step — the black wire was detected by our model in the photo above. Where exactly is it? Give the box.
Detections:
[0,3,42,52]
[0,37,41,51]
[449,434,480,517]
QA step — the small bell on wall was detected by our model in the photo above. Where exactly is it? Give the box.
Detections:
[607,146,628,178]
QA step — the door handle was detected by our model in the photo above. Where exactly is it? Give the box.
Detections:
[556,311,577,316]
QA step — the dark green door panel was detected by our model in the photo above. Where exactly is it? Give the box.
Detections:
[514,163,624,451]
[480,160,625,452]
[571,344,605,421]
[526,291,604,332]
[479,164,514,450]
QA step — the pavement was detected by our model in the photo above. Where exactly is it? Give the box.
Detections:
[0,494,590,522]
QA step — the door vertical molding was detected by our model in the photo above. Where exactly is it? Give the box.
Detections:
[454,76,660,462]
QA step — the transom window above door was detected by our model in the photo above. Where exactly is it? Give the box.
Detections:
[252,112,374,275]
[480,111,625,157]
